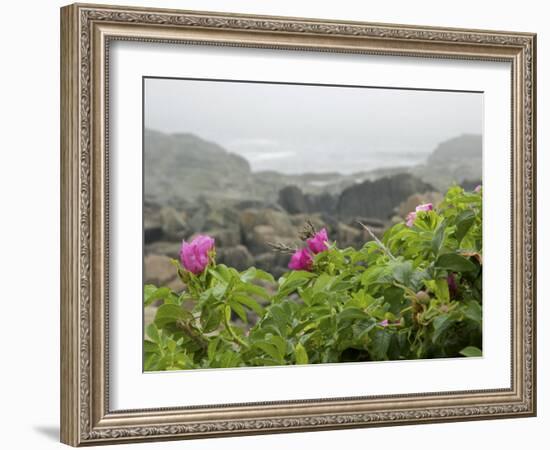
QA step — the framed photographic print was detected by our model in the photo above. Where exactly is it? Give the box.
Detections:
[60,3,537,446]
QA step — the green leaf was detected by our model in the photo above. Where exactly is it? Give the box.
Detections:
[368,329,392,360]
[236,283,270,300]
[338,308,370,322]
[154,304,192,329]
[277,270,315,295]
[347,289,375,309]
[166,338,177,353]
[144,285,172,306]
[464,300,482,325]
[143,340,158,353]
[361,265,391,287]
[312,274,336,293]
[459,346,482,357]
[383,286,405,315]
[207,338,220,361]
[233,294,264,316]
[431,219,447,256]
[146,323,161,344]
[392,260,414,285]
[294,343,309,364]
[240,267,275,284]
[268,335,287,358]
[253,342,282,362]
[200,306,222,333]
[425,278,450,302]
[432,314,453,342]
[435,253,477,272]
[454,210,476,245]
[229,299,248,323]
[209,264,232,283]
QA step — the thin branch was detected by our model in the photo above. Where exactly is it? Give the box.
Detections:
[176,320,208,350]
[357,221,397,261]
[223,307,250,349]
[267,241,297,254]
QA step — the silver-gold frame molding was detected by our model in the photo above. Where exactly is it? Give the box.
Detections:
[60,3,537,446]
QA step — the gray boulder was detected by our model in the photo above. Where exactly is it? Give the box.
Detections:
[208,228,242,247]
[278,185,308,214]
[160,207,188,241]
[144,254,183,291]
[337,173,433,220]
[218,245,254,271]
[278,185,337,215]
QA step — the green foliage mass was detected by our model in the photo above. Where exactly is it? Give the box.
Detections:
[144,185,482,371]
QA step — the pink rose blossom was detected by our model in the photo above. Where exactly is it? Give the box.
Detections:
[405,211,417,227]
[474,185,482,193]
[179,235,215,275]
[306,228,329,254]
[288,248,313,271]
[405,203,433,227]
[416,203,433,212]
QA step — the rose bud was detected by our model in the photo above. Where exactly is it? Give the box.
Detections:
[416,290,430,304]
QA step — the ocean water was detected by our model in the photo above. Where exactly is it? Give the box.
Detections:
[225,141,430,175]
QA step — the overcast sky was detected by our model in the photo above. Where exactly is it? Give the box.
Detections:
[144,77,483,174]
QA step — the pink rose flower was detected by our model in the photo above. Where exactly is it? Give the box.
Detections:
[306,228,329,254]
[288,248,313,271]
[179,235,215,275]
[406,203,433,227]
[416,203,433,212]
[405,211,417,227]
[474,185,482,193]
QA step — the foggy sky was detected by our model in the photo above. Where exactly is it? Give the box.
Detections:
[144,77,482,174]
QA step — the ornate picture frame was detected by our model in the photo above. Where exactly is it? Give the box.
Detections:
[60,3,536,446]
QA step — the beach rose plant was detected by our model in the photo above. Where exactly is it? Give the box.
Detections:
[144,185,482,370]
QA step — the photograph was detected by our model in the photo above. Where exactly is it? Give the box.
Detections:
[142,77,484,371]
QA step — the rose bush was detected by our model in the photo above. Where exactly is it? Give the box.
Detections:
[144,185,482,370]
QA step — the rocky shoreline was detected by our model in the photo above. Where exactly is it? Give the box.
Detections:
[144,130,481,286]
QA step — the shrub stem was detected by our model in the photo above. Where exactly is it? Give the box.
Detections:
[224,306,249,349]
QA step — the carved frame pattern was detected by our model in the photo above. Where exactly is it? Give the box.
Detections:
[60,3,536,446]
